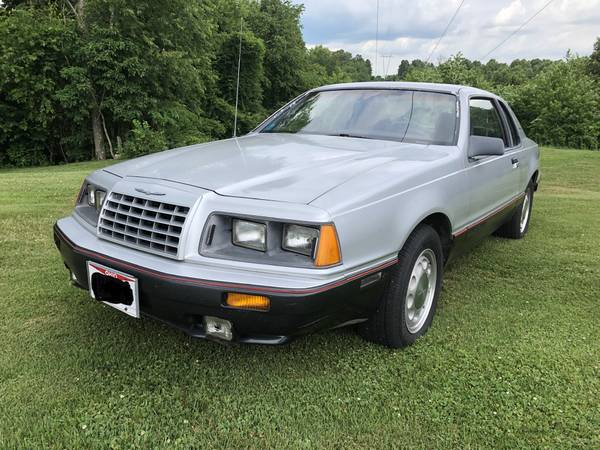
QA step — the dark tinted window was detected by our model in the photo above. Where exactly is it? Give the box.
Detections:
[262,89,458,145]
[499,101,521,146]
[469,98,507,145]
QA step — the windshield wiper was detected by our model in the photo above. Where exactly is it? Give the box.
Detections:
[329,133,373,140]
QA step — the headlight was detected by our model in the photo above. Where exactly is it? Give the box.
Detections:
[282,224,319,256]
[96,190,106,210]
[87,184,106,212]
[87,184,96,207]
[201,215,342,268]
[232,219,267,251]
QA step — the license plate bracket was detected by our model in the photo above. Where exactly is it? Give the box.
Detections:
[87,261,140,318]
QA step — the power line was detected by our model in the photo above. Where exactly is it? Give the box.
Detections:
[425,0,465,63]
[374,0,380,76]
[481,0,556,60]
[381,54,393,78]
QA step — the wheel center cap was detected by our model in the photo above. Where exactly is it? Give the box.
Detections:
[414,275,429,310]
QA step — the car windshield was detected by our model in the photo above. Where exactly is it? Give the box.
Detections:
[261,89,458,145]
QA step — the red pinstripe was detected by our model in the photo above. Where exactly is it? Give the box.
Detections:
[453,193,525,238]
[55,226,397,296]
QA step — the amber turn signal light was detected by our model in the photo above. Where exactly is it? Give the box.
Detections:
[225,293,270,311]
[314,224,341,267]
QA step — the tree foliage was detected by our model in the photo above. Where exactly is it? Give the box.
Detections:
[0,7,83,165]
[397,52,600,150]
[590,37,600,78]
[305,46,371,87]
[246,0,306,110]
[0,0,377,166]
[506,57,600,149]
[0,1,598,167]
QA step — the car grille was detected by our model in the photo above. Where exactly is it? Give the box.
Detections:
[98,192,190,258]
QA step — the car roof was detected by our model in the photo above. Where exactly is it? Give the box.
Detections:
[314,81,497,98]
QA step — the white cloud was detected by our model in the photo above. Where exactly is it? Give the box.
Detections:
[297,0,600,75]
[494,0,525,25]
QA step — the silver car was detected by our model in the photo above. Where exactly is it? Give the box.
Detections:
[54,82,540,347]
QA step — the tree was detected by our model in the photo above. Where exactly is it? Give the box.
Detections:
[0,7,85,166]
[1,3,599,167]
[84,0,219,156]
[247,0,307,111]
[213,26,266,136]
[436,53,492,90]
[590,36,600,78]
[305,46,372,87]
[399,51,599,149]
[397,60,410,79]
[509,57,599,149]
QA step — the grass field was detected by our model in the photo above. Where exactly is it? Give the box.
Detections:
[0,148,599,449]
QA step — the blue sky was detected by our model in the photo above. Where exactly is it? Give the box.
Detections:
[296,0,600,76]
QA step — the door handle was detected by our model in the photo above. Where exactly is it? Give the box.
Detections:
[511,157,519,168]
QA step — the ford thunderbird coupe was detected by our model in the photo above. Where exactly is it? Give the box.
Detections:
[54,82,540,347]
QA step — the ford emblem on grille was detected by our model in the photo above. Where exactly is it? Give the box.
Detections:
[135,187,166,196]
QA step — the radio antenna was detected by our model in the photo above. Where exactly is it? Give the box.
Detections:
[233,15,243,137]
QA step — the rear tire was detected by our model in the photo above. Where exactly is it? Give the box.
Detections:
[360,224,443,348]
[495,184,533,239]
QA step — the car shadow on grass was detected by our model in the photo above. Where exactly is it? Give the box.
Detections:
[48,226,536,395]
[50,293,422,384]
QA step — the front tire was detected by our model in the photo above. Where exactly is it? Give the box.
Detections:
[360,224,443,348]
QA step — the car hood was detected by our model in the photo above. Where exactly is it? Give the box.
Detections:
[105,133,451,204]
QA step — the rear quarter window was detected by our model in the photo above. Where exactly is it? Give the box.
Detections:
[498,101,521,146]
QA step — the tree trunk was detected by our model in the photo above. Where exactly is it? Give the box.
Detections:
[74,0,84,27]
[72,0,106,160]
[100,110,115,158]
[91,107,107,160]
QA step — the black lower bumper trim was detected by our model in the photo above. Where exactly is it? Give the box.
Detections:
[54,224,390,344]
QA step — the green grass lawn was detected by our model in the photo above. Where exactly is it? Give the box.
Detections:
[0,148,598,449]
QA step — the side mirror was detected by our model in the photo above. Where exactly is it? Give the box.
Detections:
[468,135,505,158]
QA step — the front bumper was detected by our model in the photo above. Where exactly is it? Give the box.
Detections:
[54,220,393,344]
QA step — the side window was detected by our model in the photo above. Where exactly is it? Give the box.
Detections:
[469,98,508,146]
[498,101,521,146]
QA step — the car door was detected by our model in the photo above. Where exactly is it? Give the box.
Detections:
[466,97,521,228]
[497,99,527,189]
